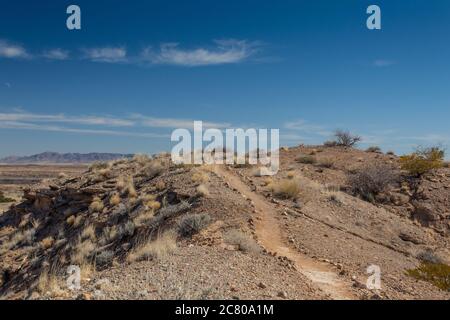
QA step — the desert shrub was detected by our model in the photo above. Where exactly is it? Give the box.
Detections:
[40,236,55,250]
[296,155,316,164]
[196,184,210,197]
[133,153,151,166]
[270,178,300,199]
[81,225,96,241]
[0,191,14,203]
[444,162,450,168]
[133,210,155,227]
[323,140,338,147]
[317,158,334,168]
[89,196,104,213]
[66,215,75,226]
[37,270,62,295]
[366,146,381,153]
[89,161,109,171]
[71,239,96,265]
[416,249,444,264]
[127,231,177,262]
[386,151,395,156]
[116,175,137,198]
[139,161,163,178]
[191,171,209,184]
[109,192,121,206]
[178,213,211,237]
[333,130,362,147]
[155,180,166,191]
[348,164,398,202]
[95,250,114,267]
[407,262,450,291]
[400,147,445,176]
[223,230,261,253]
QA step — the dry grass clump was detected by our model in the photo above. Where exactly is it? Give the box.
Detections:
[89,161,109,171]
[37,270,63,295]
[71,239,96,265]
[178,213,212,237]
[133,210,155,227]
[1,228,36,252]
[127,230,177,262]
[109,192,121,206]
[81,225,96,241]
[196,184,210,197]
[58,172,67,179]
[270,178,300,199]
[296,155,316,164]
[146,200,161,211]
[0,191,14,203]
[140,161,163,178]
[40,236,55,250]
[73,215,84,228]
[286,170,296,179]
[89,196,104,213]
[224,230,261,253]
[318,158,334,168]
[66,215,76,226]
[191,171,209,184]
[133,153,151,166]
[155,180,166,191]
[116,175,137,198]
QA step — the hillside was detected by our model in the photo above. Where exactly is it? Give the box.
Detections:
[0,152,134,164]
[0,147,449,300]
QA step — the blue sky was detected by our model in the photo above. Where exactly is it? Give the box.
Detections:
[1,0,450,157]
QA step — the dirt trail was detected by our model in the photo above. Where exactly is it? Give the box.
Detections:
[213,165,357,300]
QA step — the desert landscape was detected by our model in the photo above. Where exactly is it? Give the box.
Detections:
[1,133,449,300]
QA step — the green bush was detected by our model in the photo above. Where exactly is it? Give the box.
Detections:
[400,147,445,176]
[0,191,14,203]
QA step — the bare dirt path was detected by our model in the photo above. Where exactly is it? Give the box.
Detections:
[213,165,357,300]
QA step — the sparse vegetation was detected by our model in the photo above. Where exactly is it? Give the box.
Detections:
[196,184,210,197]
[81,225,96,241]
[0,191,14,203]
[296,155,316,164]
[89,196,104,213]
[191,171,209,184]
[40,236,55,250]
[224,230,261,253]
[348,164,398,203]
[270,178,300,199]
[366,146,381,153]
[317,158,334,168]
[400,146,445,176]
[323,140,338,147]
[178,213,211,237]
[127,230,177,262]
[407,262,450,291]
[109,192,121,206]
[333,130,362,147]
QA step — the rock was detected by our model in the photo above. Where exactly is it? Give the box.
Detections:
[76,293,92,300]
[398,232,424,245]
[258,282,267,289]
[277,291,288,299]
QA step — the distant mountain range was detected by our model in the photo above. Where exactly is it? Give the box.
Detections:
[0,152,134,164]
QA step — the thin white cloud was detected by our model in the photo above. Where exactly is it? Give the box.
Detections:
[0,112,134,127]
[283,119,331,137]
[373,59,395,67]
[131,114,231,129]
[82,47,127,63]
[4,82,11,88]
[0,120,167,138]
[0,39,30,59]
[43,49,70,60]
[140,39,261,66]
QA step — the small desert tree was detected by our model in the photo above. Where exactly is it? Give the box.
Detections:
[399,146,445,177]
[333,130,362,147]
